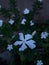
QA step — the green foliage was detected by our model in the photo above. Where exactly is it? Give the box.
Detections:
[0,8,11,18]
[0,23,13,38]
[0,0,49,65]
[0,37,8,52]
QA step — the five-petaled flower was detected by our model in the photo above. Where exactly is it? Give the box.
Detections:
[8,19,14,25]
[23,8,30,14]
[37,60,43,65]
[14,33,36,51]
[7,44,13,51]
[41,32,49,39]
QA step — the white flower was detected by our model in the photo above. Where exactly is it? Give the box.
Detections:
[32,30,36,37]
[7,44,13,51]
[0,34,3,37]
[38,0,43,2]
[23,8,30,14]
[41,32,49,39]
[14,33,36,51]
[30,20,34,26]
[37,60,43,65]
[21,19,26,25]
[0,20,3,27]
[8,19,14,25]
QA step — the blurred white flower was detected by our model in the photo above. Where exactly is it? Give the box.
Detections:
[7,44,13,51]
[8,19,14,25]
[30,20,34,26]
[0,5,1,8]
[0,20,3,27]
[12,35,15,39]
[41,32,49,39]
[37,60,43,65]
[0,34,3,37]
[38,0,43,2]
[14,33,36,51]
[23,8,30,14]
[21,19,26,25]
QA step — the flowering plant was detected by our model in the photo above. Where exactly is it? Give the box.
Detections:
[0,0,49,65]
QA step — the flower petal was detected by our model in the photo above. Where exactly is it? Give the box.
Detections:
[0,20,3,27]
[21,19,26,25]
[14,41,23,46]
[30,20,34,26]
[19,43,27,51]
[26,40,36,49]
[19,33,24,40]
[25,34,32,40]
[32,30,36,37]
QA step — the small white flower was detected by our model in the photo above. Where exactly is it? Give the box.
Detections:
[0,34,3,37]
[41,32,49,39]
[14,33,36,51]
[0,20,3,27]
[37,60,43,65]
[23,8,30,14]
[32,30,36,37]
[30,20,34,26]
[38,0,43,2]
[8,19,14,25]
[7,44,13,51]
[21,19,26,25]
